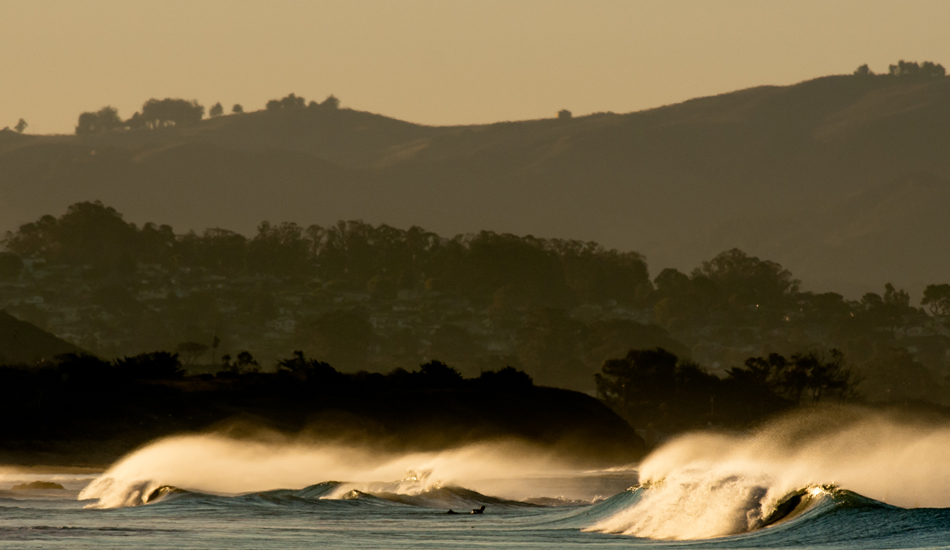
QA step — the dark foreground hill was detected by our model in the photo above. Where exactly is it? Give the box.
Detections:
[2,73,949,294]
[0,310,83,364]
[0,356,646,468]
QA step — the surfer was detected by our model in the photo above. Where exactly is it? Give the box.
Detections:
[446,506,485,515]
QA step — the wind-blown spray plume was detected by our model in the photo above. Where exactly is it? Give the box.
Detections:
[78,434,593,509]
[588,406,950,540]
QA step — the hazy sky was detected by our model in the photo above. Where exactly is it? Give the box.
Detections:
[3,0,950,134]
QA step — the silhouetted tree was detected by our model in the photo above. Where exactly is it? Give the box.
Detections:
[209,102,224,117]
[322,95,340,109]
[553,239,650,305]
[596,348,679,425]
[277,350,345,389]
[415,360,464,389]
[115,352,184,380]
[853,64,873,76]
[858,283,913,330]
[3,201,139,273]
[477,366,533,391]
[235,351,259,369]
[922,284,950,317]
[248,221,309,276]
[695,248,799,310]
[558,109,572,120]
[267,93,306,112]
[76,107,123,135]
[126,112,146,130]
[14,119,27,133]
[141,98,205,128]
[889,60,946,77]
[733,350,854,404]
[231,104,244,114]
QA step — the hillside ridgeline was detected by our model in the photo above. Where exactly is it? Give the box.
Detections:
[2,68,950,293]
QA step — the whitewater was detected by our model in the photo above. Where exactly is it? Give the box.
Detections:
[3,406,950,549]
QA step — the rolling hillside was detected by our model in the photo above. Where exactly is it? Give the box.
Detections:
[2,73,949,295]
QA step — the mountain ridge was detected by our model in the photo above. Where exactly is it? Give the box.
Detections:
[2,73,949,296]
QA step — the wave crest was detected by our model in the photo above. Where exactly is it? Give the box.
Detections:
[587,406,950,540]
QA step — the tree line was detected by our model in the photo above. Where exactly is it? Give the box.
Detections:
[0,343,859,442]
[853,59,947,77]
[2,201,653,308]
[596,347,855,434]
[5,201,950,330]
[74,92,340,135]
[4,202,950,402]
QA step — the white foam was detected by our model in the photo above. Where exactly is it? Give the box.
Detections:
[588,406,950,539]
[78,435,587,508]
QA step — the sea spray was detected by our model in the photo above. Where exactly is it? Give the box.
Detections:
[588,405,950,539]
[78,435,600,508]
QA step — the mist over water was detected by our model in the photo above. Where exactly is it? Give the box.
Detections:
[79,434,611,509]
[589,405,950,539]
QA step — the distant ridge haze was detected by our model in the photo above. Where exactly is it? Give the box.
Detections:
[1,73,949,297]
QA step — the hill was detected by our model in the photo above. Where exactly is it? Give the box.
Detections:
[0,356,646,467]
[1,74,949,295]
[0,310,83,364]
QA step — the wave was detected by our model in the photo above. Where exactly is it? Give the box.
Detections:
[582,481,950,545]
[97,475,539,512]
[584,481,836,539]
[585,406,950,540]
[77,404,950,546]
[78,434,631,509]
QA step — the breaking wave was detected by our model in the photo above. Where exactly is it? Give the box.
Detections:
[74,406,950,546]
[586,406,950,540]
[78,435,629,509]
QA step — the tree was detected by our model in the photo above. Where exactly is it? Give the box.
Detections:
[654,268,690,298]
[235,351,259,369]
[209,102,224,117]
[3,201,139,272]
[76,106,123,135]
[922,284,950,316]
[177,341,209,365]
[920,61,946,77]
[232,104,244,114]
[126,111,146,130]
[277,350,345,388]
[889,60,947,78]
[595,347,679,424]
[858,283,913,330]
[729,349,855,405]
[477,366,533,391]
[115,352,184,380]
[695,248,799,309]
[558,109,572,120]
[14,119,27,133]
[322,95,340,109]
[140,98,205,128]
[266,93,306,112]
[415,360,464,389]
[853,64,873,76]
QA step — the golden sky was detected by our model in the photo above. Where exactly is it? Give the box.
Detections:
[3,0,949,134]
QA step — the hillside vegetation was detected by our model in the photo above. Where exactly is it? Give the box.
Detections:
[1,66,949,294]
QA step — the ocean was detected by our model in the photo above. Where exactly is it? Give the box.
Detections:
[3,407,950,549]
